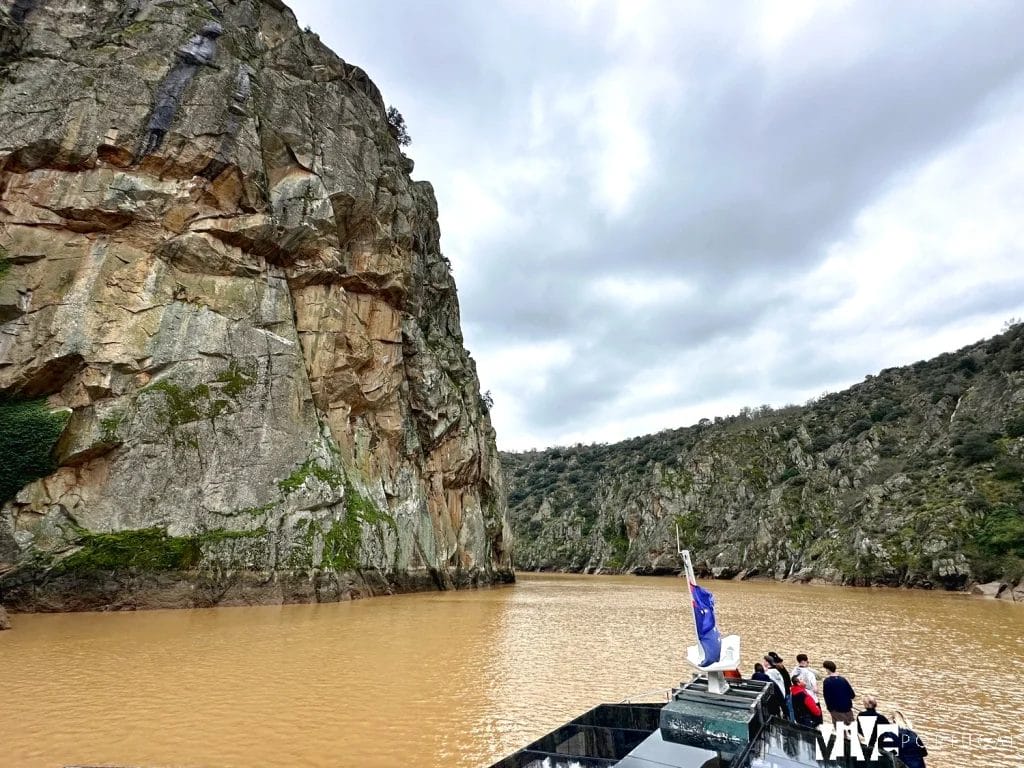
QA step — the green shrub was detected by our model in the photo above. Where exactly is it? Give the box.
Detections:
[779,466,800,482]
[952,430,999,465]
[811,433,832,452]
[603,520,629,568]
[870,399,909,423]
[0,398,70,504]
[846,418,872,438]
[386,106,411,146]
[974,504,1024,559]
[956,356,980,375]
[965,493,991,514]
[993,459,1024,482]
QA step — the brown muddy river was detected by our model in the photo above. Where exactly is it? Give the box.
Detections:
[2,573,1023,768]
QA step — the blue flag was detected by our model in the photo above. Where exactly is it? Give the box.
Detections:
[690,583,722,666]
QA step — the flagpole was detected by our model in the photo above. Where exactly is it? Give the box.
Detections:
[682,551,704,661]
[677,527,703,666]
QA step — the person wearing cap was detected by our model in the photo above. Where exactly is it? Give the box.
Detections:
[821,660,856,725]
[794,653,819,702]
[768,652,794,721]
[762,655,786,698]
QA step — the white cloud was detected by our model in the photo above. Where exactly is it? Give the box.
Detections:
[803,97,1024,343]
[289,0,1024,451]
[588,276,694,307]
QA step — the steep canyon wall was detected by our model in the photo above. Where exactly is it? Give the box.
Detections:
[0,0,513,611]
[505,327,1024,593]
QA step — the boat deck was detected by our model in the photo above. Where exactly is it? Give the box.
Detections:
[485,678,903,768]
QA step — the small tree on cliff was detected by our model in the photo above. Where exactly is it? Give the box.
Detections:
[386,106,411,146]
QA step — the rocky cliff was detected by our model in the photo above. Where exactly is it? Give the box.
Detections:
[0,0,512,612]
[505,325,1024,592]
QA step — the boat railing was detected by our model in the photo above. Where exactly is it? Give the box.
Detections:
[617,687,674,703]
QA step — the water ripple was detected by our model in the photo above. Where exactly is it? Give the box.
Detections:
[1,574,1021,767]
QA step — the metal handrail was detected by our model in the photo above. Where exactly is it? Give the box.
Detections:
[618,687,674,703]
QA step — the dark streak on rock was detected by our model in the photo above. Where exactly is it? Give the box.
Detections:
[116,0,143,27]
[1,0,36,66]
[10,0,36,26]
[138,22,223,158]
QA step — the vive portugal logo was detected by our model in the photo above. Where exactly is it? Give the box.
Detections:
[815,717,904,761]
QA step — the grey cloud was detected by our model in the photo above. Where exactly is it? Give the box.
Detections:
[892,280,1024,335]
[291,0,1024,447]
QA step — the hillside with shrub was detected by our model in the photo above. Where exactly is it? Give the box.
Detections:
[502,324,1024,590]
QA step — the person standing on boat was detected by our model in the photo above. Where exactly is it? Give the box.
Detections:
[794,653,819,702]
[790,674,823,727]
[821,660,856,725]
[752,663,786,719]
[762,655,786,698]
[858,695,890,725]
[894,712,928,768]
[767,652,794,721]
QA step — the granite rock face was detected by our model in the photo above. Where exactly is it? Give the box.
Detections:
[0,0,512,611]
[505,326,1024,590]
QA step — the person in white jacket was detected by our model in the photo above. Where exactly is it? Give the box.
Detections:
[795,653,819,702]
[763,658,786,698]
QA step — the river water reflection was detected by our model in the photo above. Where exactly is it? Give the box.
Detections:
[2,573,1023,768]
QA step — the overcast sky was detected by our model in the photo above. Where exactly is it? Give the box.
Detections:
[289,0,1024,451]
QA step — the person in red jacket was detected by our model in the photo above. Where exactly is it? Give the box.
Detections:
[790,674,823,727]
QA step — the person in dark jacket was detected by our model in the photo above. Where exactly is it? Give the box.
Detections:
[790,674,823,727]
[821,660,856,725]
[890,712,928,768]
[752,663,785,719]
[897,725,928,768]
[857,695,890,725]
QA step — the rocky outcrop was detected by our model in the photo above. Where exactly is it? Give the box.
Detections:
[0,0,512,611]
[1003,580,1024,601]
[0,604,10,630]
[970,581,1007,598]
[505,325,1024,590]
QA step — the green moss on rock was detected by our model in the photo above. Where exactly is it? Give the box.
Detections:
[142,361,255,448]
[52,526,270,575]
[54,528,202,574]
[214,360,256,400]
[0,398,71,504]
[278,457,345,494]
[99,410,125,444]
[145,380,211,428]
[320,483,396,570]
